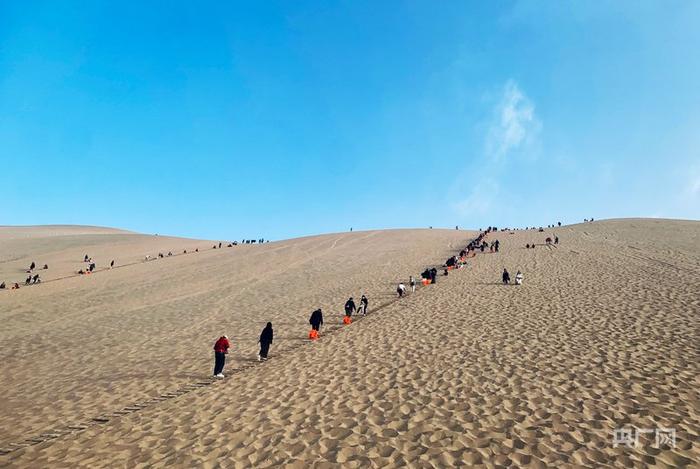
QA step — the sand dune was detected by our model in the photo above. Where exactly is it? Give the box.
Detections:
[0,219,698,467]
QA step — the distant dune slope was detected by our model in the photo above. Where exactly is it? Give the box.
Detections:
[0,225,211,283]
[1,219,698,468]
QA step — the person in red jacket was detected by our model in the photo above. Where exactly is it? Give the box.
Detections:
[213,335,230,378]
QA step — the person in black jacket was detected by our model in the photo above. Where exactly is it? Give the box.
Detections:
[360,295,368,315]
[344,297,356,317]
[258,322,273,361]
[430,268,438,284]
[502,268,511,285]
[309,309,323,331]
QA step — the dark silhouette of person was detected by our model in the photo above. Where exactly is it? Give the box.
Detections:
[84,254,89,262]
[558,222,561,227]
[494,240,500,252]
[30,262,36,271]
[219,242,222,249]
[309,309,323,331]
[430,268,438,284]
[32,274,40,283]
[0,282,5,289]
[360,295,368,315]
[25,276,31,285]
[110,260,115,268]
[344,297,356,317]
[89,263,96,272]
[43,264,48,270]
[555,236,559,244]
[258,322,273,361]
[502,269,510,285]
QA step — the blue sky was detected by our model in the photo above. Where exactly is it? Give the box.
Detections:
[1,1,698,240]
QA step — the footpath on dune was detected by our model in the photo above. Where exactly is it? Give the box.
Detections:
[0,228,474,460]
[3,221,699,468]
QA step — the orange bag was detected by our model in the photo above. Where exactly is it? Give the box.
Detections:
[308,329,319,340]
[343,316,352,325]
[422,278,430,286]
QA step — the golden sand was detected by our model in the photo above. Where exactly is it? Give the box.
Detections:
[0,219,698,467]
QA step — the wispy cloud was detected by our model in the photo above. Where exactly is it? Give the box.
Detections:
[451,80,540,218]
[485,80,541,162]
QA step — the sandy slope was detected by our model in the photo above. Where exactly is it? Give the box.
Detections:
[0,219,698,468]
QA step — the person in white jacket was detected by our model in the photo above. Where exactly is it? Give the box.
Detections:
[515,270,524,285]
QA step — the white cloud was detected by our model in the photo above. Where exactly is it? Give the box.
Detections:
[450,80,541,221]
[485,80,541,162]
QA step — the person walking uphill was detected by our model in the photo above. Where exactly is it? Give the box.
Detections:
[309,308,324,331]
[360,295,368,315]
[502,268,511,285]
[258,322,273,361]
[213,335,230,378]
[344,297,356,317]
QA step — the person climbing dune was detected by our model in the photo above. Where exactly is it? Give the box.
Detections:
[258,322,273,361]
[309,309,324,331]
[213,335,230,378]
[344,297,356,317]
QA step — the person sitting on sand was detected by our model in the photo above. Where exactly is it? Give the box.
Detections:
[444,268,449,276]
[110,260,115,268]
[258,322,273,361]
[32,274,40,284]
[78,269,85,275]
[545,237,552,245]
[360,295,368,315]
[409,276,416,293]
[213,335,230,378]
[397,283,406,297]
[84,254,89,262]
[0,282,5,289]
[43,264,48,270]
[554,236,559,244]
[515,271,523,285]
[430,267,438,284]
[30,262,36,271]
[89,263,95,272]
[12,283,20,289]
[344,297,356,317]
[309,309,324,331]
[25,276,32,285]
[502,268,510,285]
[526,244,530,249]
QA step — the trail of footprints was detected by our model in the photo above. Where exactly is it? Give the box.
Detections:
[0,246,473,457]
